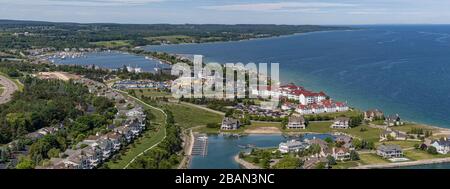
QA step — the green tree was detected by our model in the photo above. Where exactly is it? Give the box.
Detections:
[427,146,438,155]
[16,157,34,169]
[272,155,301,169]
[350,150,360,160]
[261,158,270,169]
[47,148,61,158]
[327,155,337,165]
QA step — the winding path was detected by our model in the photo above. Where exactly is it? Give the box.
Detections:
[114,89,168,169]
[0,75,19,104]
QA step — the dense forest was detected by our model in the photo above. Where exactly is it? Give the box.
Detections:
[0,19,351,50]
[0,76,117,145]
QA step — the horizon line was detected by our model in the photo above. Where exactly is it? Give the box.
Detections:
[2,19,450,26]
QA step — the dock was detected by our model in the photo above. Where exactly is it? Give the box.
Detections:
[191,134,208,157]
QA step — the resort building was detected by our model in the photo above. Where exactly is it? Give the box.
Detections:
[281,102,295,111]
[364,109,384,121]
[377,145,403,159]
[221,117,241,130]
[278,140,308,153]
[287,115,306,129]
[295,100,349,115]
[331,117,351,129]
[257,83,328,105]
[430,138,450,154]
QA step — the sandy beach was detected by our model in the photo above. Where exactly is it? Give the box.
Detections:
[244,127,282,134]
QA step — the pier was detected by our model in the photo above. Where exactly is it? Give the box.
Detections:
[191,134,208,157]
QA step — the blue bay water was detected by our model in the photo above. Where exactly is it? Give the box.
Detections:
[51,51,169,73]
[189,134,332,169]
[144,25,450,129]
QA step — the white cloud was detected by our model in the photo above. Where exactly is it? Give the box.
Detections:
[1,0,166,6]
[200,2,358,12]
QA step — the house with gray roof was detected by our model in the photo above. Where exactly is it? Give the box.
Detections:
[221,117,240,130]
[431,138,450,154]
[364,109,384,121]
[331,117,351,129]
[377,144,403,158]
[380,129,407,141]
[287,115,306,129]
[385,114,403,126]
[278,140,309,153]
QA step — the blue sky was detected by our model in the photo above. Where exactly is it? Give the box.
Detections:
[1,0,450,24]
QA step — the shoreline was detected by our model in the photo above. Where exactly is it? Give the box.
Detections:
[140,28,358,48]
[353,157,450,169]
[234,155,261,169]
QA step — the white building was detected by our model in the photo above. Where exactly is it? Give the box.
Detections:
[431,138,450,154]
[278,140,308,153]
[287,115,306,129]
[331,117,351,129]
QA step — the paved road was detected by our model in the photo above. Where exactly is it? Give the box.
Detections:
[0,75,19,104]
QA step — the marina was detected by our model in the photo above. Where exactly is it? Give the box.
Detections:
[188,133,332,169]
[49,51,171,73]
[191,134,208,157]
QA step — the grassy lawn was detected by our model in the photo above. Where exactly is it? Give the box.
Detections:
[344,125,382,142]
[376,140,421,149]
[145,35,193,44]
[164,103,223,129]
[303,122,333,133]
[332,161,360,169]
[131,89,172,98]
[91,40,131,48]
[371,120,385,125]
[394,123,439,133]
[403,150,450,161]
[106,90,167,169]
[359,153,390,165]
[0,84,4,94]
[248,121,281,128]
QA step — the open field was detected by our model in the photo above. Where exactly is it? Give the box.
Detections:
[132,89,172,98]
[394,123,440,133]
[376,140,421,149]
[359,153,390,165]
[404,149,450,161]
[164,102,223,129]
[332,161,360,169]
[36,72,81,81]
[145,35,194,44]
[90,40,132,48]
